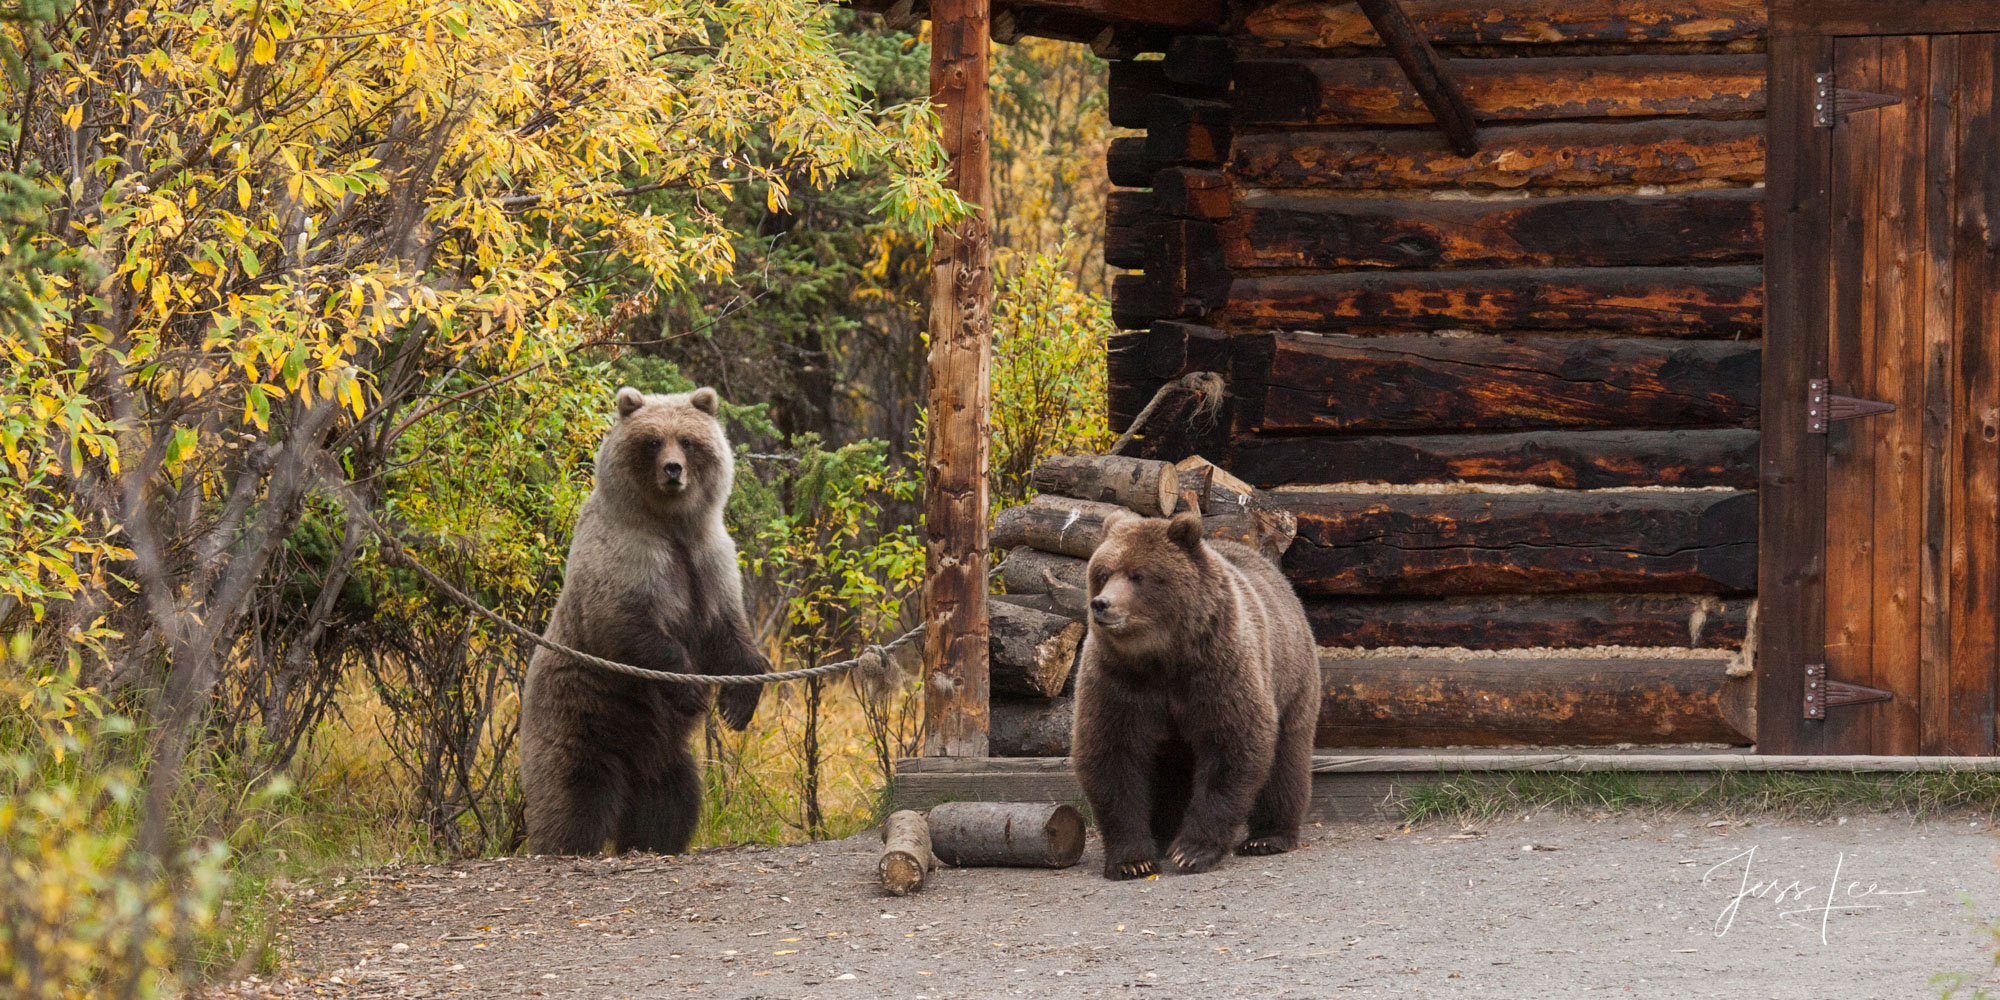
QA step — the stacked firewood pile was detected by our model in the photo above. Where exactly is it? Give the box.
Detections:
[984,453,1299,756]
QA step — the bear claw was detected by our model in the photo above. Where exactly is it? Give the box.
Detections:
[1168,841,1226,873]
[1108,859,1156,880]
[1236,836,1296,856]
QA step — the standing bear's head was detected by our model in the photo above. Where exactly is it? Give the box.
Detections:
[1085,510,1217,660]
[596,386,734,520]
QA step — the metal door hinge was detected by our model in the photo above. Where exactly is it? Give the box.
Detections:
[1814,72,1902,127]
[1807,378,1896,433]
[1802,663,1895,719]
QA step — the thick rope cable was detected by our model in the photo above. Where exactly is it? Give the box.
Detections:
[1107,371,1227,456]
[359,507,920,686]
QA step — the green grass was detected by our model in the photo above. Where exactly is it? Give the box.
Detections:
[1397,769,2000,827]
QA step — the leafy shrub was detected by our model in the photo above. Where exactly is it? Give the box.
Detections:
[989,241,1117,504]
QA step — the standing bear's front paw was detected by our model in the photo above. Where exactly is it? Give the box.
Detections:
[1167,836,1229,874]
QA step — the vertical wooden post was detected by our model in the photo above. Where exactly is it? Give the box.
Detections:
[922,0,992,757]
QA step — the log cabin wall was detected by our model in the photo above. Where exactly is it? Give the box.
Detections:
[1101,0,1768,747]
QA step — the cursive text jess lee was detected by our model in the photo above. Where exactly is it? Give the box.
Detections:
[1703,846,1926,944]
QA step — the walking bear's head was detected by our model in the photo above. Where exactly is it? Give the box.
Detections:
[597,386,734,518]
[1085,511,1212,658]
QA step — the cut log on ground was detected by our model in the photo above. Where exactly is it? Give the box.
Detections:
[989,600,1084,699]
[878,810,933,896]
[991,696,1076,757]
[1030,454,1180,516]
[927,801,1088,868]
[999,549,1090,618]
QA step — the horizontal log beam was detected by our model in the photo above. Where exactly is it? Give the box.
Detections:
[1305,594,1751,649]
[1242,0,1768,48]
[1236,54,1766,126]
[1232,428,1761,490]
[1279,489,1758,595]
[1231,119,1766,190]
[1221,190,1764,271]
[1227,265,1765,336]
[847,0,1221,34]
[991,656,1754,753]
[999,548,1090,617]
[1317,655,1754,746]
[989,599,1084,699]
[1255,332,1760,432]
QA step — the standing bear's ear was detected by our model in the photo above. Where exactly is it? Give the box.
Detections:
[1101,508,1139,534]
[1167,511,1204,550]
[615,386,645,418]
[689,386,719,415]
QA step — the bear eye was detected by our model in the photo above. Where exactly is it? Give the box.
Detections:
[641,435,662,451]
[679,436,697,452]
[1128,571,1145,586]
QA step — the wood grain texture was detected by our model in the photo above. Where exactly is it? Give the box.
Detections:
[1235,54,1766,126]
[1221,190,1764,271]
[988,599,1083,699]
[1774,0,2000,36]
[1227,266,1765,336]
[1253,333,1760,433]
[1947,34,1999,754]
[1317,656,1755,746]
[1279,489,1758,596]
[1305,594,1752,649]
[999,548,1090,618]
[1231,119,1766,190]
[922,0,992,757]
[1921,36,1959,755]
[1029,454,1180,516]
[1232,429,1761,489]
[1242,0,1768,48]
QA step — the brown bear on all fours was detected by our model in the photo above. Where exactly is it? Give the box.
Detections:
[1071,511,1321,880]
[520,386,767,855]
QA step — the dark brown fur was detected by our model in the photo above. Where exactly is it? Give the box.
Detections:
[519,386,766,855]
[1071,511,1320,880]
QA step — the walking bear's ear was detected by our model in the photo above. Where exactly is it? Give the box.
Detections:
[1167,511,1203,550]
[689,387,719,415]
[615,386,645,418]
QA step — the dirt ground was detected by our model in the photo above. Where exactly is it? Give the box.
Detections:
[208,812,2000,1000]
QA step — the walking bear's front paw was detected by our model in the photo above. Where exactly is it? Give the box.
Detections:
[1167,837,1229,874]
[718,681,761,731]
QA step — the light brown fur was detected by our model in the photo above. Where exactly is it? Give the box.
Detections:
[1071,511,1320,880]
[520,386,766,855]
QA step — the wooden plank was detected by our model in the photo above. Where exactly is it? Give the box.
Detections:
[1221,190,1764,271]
[1820,35,1879,756]
[1921,36,1959,755]
[1948,34,1999,754]
[1107,135,1155,187]
[1231,429,1761,489]
[1318,656,1753,746]
[1235,54,1766,127]
[1870,36,1926,756]
[1103,189,1158,269]
[1243,0,1768,48]
[1144,95,1231,166]
[1774,1,2000,37]
[922,0,993,757]
[1254,333,1760,433]
[1279,490,1758,596]
[1231,119,1766,191]
[1305,594,1752,649]
[1227,266,1765,336]
[1107,60,1225,128]
[1355,0,1479,155]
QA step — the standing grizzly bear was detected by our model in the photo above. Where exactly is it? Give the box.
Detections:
[1071,510,1320,880]
[520,385,767,855]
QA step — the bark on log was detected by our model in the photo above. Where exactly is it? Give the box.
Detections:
[1241,0,1767,48]
[1176,464,1214,514]
[990,696,1077,757]
[1236,54,1766,126]
[992,496,1127,558]
[1030,454,1180,516]
[878,810,934,896]
[1280,490,1758,596]
[993,591,1070,617]
[1107,135,1157,187]
[1305,594,1752,649]
[1230,429,1762,490]
[1252,333,1761,432]
[1230,119,1765,191]
[1228,266,1765,336]
[1000,548,1090,617]
[989,599,1084,699]
[1221,190,1764,271]
[1104,190,1160,269]
[1318,655,1755,746]
[927,801,1088,867]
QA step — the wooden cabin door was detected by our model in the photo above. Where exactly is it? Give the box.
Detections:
[1819,33,2000,754]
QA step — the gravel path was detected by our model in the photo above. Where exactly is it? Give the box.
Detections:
[212,813,2000,1000]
